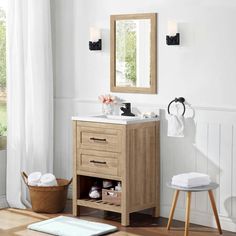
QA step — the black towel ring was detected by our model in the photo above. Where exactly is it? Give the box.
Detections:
[167,97,186,116]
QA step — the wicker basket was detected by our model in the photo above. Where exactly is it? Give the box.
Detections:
[21,172,72,214]
[102,189,121,205]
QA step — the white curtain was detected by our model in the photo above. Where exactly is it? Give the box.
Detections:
[6,0,53,208]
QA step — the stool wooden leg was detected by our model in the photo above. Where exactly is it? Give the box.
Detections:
[208,190,222,235]
[184,192,192,236]
[167,190,180,230]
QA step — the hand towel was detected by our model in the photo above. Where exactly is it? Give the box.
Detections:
[39,173,58,187]
[167,114,184,138]
[28,172,42,186]
[172,172,211,188]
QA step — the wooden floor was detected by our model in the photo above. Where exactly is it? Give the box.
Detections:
[0,205,235,236]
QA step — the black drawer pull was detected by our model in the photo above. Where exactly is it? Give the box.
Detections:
[90,137,107,142]
[90,160,107,165]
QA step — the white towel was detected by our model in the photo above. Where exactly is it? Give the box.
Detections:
[167,114,184,137]
[172,172,211,188]
[28,172,42,186]
[39,173,58,187]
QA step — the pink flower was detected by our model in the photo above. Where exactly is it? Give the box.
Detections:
[98,94,117,104]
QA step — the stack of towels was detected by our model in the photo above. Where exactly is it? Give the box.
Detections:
[28,172,58,187]
[172,172,211,188]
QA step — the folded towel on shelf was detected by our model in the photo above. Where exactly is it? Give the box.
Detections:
[167,114,184,138]
[28,172,42,186]
[39,173,58,187]
[171,172,211,188]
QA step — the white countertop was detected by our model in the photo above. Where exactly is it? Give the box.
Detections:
[72,114,159,125]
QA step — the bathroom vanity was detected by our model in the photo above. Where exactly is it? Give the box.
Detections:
[72,115,160,226]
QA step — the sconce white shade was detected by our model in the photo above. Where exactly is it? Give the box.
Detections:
[90,27,101,42]
[167,20,178,36]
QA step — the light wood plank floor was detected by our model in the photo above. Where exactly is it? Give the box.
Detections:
[0,206,235,236]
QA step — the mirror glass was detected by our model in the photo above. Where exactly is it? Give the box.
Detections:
[116,19,151,88]
[110,13,157,94]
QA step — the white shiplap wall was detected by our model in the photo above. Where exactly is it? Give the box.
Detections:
[160,108,236,231]
[54,98,236,232]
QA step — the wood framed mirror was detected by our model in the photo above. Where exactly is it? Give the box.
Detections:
[110,13,157,94]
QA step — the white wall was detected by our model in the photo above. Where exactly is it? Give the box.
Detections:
[51,0,74,180]
[52,0,236,232]
[73,0,236,108]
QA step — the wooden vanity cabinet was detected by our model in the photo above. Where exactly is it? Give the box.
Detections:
[72,120,160,226]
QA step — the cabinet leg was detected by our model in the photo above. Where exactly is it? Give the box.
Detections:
[121,213,130,226]
[73,201,80,217]
[184,192,191,236]
[208,190,222,235]
[152,206,160,218]
[167,190,180,230]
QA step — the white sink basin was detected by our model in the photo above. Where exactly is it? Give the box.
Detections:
[93,115,140,120]
[72,114,159,124]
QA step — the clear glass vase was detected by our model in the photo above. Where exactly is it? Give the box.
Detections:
[102,103,113,115]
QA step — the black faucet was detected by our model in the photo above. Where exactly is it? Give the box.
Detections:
[120,103,135,116]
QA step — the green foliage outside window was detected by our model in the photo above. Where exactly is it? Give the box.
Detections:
[0,7,6,137]
[0,8,5,88]
[116,21,137,85]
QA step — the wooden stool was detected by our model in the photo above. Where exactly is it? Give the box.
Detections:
[166,182,222,236]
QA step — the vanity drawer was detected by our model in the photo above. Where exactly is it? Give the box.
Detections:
[77,150,120,177]
[77,126,122,153]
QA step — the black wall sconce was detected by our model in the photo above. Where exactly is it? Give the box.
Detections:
[89,39,102,50]
[166,33,180,45]
[166,20,180,45]
[89,27,102,50]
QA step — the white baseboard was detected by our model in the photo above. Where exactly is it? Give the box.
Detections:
[0,195,8,209]
[161,205,236,233]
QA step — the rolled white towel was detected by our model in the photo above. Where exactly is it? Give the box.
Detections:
[39,173,58,187]
[141,112,158,119]
[172,172,211,188]
[28,172,42,186]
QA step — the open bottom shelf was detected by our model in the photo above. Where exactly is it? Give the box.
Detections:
[77,198,121,213]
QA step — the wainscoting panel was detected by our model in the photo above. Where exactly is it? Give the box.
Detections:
[207,123,220,214]
[219,124,233,217]
[55,98,236,232]
[160,108,236,232]
[195,122,208,213]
